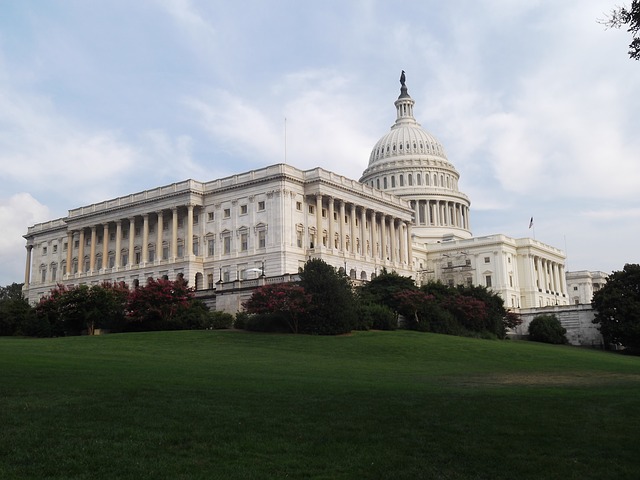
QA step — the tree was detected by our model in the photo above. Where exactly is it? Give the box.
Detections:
[528,314,567,345]
[593,263,640,352]
[243,283,311,333]
[600,1,640,60]
[298,258,356,335]
[125,277,193,331]
[35,282,129,336]
[359,269,417,314]
[0,283,33,336]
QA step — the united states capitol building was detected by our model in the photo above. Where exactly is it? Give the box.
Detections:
[23,75,570,312]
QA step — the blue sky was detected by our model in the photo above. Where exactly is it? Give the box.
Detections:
[1,0,639,286]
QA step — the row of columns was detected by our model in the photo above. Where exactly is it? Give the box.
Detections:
[309,195,412,265]
[55,205,196,279]
[412,199,469,230]
[529,255,566,296]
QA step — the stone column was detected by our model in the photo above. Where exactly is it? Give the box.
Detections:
[24,245,33,286]
[78,229,85,273]
[102,224,109,270]
[142,214,149,263]
[89,226,97,272]
[399,222,405,264]
[315,195,322,249]
[339,200,346,251]
[390,219,397,263]
[328,197,334,250]
[372,211,378,259]
[407,222,413,267]
[115,221,122,268]
[187,205,194,256]
[156,211,163,261]
[350,204,357,254]
[381,216,387,262]
[360,208,367,257]
[128,218,135,266]
[66,231,73,274]
[171,208,178,259]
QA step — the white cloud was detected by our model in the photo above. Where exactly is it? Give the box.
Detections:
[0,193,50,285]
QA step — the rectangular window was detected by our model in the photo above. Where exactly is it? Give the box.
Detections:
[224,236,231,254]
[148,250,155,262]
[108,255,115,268]
[484,257,490,263]
[193,214,199,225]
[193,239,199,256]
[41,269,46,283]
[121,253,128,266]
[63,243,68,252]
[224,208,231,218]
[162,245,169,260]
[135,251,141,264]
[110,232,115,241]
[322,209,327,218]
[240,205,248,215]
[258,201,265,211]
[53,245,58,253]
[177,244,184,257]
[163,222,169,231]
[296,231,303,248]
[208,239,215,256]
[485,275,492,288]
[465,259,471,266]
[241,233,248,251]
[208,212,214,221]
[308,205,315,214]
[42,246,47,255]
[296,201,302,211]
[334,212,338,221]
[258,230,266,248]
[135,227,141,237]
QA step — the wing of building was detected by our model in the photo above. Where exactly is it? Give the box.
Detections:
[23,74,570,310]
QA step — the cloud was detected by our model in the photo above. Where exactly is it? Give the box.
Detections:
[185,69,378,179]
[0,193,50,285]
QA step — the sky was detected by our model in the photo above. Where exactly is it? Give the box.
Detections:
[1,0,639,286]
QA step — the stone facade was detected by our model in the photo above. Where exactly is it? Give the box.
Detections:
[23,74,570,311]
[566,270,608,305]
[514,305,603,347]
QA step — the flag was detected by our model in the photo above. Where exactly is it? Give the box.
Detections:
[528,217,534,229]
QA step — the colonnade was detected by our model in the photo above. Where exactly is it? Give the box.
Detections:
[24,205,198,284]
[306,194,413,265]
[412,199,469,230]
[529,255,566,297]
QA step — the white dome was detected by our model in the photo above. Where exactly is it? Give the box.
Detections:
[360,73,472,242]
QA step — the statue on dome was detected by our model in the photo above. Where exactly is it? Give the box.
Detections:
[400,70,406,86]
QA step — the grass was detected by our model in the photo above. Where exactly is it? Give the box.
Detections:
[1,330,640,479]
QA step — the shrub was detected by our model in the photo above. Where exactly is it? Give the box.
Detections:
[355,303,397,331]
[205,311,234,329]
[234,311,250,329]
[528,314,567,344]
[244,313,291,333]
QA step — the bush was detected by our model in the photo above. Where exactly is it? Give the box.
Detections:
[355,303,397,331]
[234,311,250,329]
[244,313,291,333]
[528,314,567,344]
[204,311,234,330]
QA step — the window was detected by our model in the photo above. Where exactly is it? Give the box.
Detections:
[573,286,578,291]
[223,236,231,254]
[322,208,327,218]
[208,212,214,221]
[485,275,492,288]
[108,253,115,268]
[224,208,231,218]
[41,268,47,283]
[484,257,490,264]
[258,230,266,249]
[163,222,169,231]
[148,249,155,262]
[383,177,388,189]
[296,201,302,211]
[63,242,68,252]
[240,233,248,252]
[135,251,141,264]
[53,245,58,253]
[135,227,141,237]
[376,179,380,189]
[162,243,169,260]
[465,259,471,266]
[399,175,404,186]
[193,238,199,256]
[193,214,199,225]
[296,231,303,248]
[42,246,47,255]
[308,205,315,214]
[408,174,413,186]
[391,176,396,187]
[258,201,265,211]
[51,264,57,280]
[207,274,214,289]
[240,205,248,215]
[208,239,215,256]
[177,243,184,257]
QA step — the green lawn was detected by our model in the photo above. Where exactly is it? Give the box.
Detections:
[1,330,639,479]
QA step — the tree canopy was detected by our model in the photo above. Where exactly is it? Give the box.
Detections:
[593,263,640,352]
[601,1,640,60]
